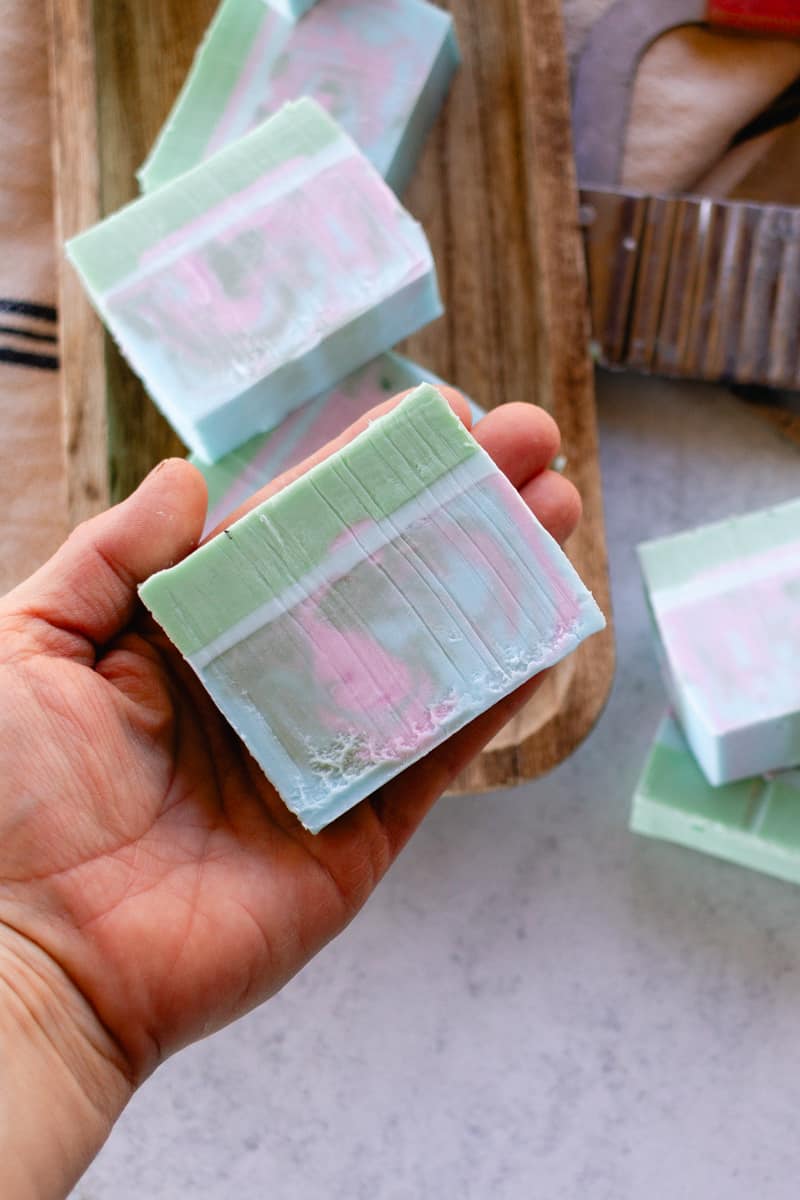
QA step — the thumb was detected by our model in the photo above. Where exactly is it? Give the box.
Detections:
[4,459,207,650]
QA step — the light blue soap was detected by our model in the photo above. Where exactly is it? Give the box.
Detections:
[67,99,442,462]
[638,497,800,785]
[631,714,800,887]
[192,351,484,536]
[266,0,318,20]
[139,0,460,196]
[142,386,606,834]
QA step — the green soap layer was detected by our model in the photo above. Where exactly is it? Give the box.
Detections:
[631,716,800,886]
[141,385,479,657]
[67,98,338,294]
[140,0,268,191]
[638,497,800,595]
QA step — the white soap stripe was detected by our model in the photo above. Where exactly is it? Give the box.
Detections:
[189,451,496,669]
[105,138,357,300]
[651,540,800,615]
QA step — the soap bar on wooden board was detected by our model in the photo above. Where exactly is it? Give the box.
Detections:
[638,497,800,786]
[631,714,800,887]
[141,386,606,833]
[192,351,484,536]
[139,0,459,196]
[66,98,442,462]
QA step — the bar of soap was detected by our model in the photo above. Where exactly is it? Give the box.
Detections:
[192,352,484,536]
[266,0,318,21]
[631,715,800,887]
[638,498,800,785]
[139,0,459,196]
[67,99,442,462]
[141,385,606,833]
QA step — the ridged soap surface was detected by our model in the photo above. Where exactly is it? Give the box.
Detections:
[141,387,605,833]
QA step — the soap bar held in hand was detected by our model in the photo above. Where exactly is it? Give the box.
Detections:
[139,0,460,196]
[141,386,606,834]
[67,99,442,462]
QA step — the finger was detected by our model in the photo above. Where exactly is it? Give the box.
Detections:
[519,470,583,546]
[207,386,473,538]
[470,402,560,488]
[6,459,208,652]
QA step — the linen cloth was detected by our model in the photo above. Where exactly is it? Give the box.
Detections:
[0,0,68,594]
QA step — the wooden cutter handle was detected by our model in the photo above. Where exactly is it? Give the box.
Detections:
[707,0,800,35]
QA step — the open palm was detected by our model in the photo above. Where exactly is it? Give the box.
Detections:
[0,393,579,1089]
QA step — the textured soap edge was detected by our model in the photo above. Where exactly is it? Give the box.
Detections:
[140,386,485,655]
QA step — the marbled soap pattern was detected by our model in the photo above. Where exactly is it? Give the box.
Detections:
[139,0,459,194]
[639,498,800,785]
[141,386,605,834]
[68,100,441,461]
[192,352,484,537]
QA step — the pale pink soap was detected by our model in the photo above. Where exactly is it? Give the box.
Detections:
[638,497,800,786]
[138,0,459,196]
[191,351,484,537]
[141,386,605,834]
[66,99,441,462]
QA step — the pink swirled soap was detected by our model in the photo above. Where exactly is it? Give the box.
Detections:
[639,498,800,786]
[141,385,606,834]
[66,99,441,462]
[138,0,459,196]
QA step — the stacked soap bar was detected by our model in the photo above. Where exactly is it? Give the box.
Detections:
[638,497,800,785]
[142,385,605,834]
[67,99,441,462]
[193,352,484,536]
[139,0,459,195]
[266,0,319,21]
[631,715,800,886]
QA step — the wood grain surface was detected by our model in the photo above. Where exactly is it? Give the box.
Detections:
[48,0,614,790]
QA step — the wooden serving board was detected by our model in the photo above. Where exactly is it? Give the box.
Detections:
[48,0,614,792]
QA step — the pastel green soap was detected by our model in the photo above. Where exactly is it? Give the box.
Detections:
[139,0,459,196]
[66,99,441,462]
[141,386,605,834]
[631,715,800,886]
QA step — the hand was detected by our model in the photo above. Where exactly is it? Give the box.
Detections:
[0,392,580,1197]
